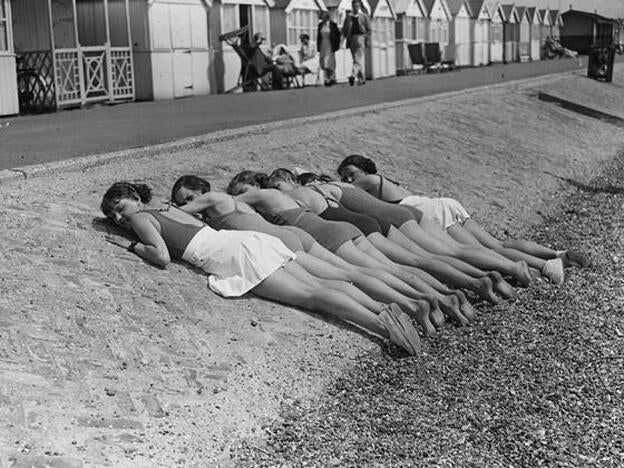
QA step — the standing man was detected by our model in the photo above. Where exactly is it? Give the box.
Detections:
[342,0,371,86]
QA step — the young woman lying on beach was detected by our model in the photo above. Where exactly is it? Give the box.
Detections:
[225,170,504,309]
[100,181,420,354]
[269,168,525,295]
[337,155,590,276]
[170,175,461,332]
[294,171,569,287]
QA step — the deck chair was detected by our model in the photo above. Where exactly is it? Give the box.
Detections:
[424,42,443,72]
[272,44,309,88]
[219,26,274,92]
[406,43,426,74]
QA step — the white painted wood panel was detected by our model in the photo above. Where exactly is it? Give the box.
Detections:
[0,55,18,115]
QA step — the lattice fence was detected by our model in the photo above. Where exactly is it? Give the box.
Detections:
[16,50,56,113]
[54,49,81,106]
[110,47,134,101]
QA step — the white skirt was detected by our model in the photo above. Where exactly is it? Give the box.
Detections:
[182,227,296,297]
[400,196,470,230]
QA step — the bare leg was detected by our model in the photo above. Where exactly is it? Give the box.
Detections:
[401,219,533,285]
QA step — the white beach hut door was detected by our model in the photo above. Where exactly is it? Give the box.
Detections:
[172,7,194,97]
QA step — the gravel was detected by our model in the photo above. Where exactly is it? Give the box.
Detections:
[231,150,624,467]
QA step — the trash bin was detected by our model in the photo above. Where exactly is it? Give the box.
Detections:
[587,45,615,82]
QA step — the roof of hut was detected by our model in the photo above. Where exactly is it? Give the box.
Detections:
[500,4,516,21]
[446,0,472,17]
[368,0,396,17]
[392,0,426,16]
[466,0,488,18]
[562,9,616,24]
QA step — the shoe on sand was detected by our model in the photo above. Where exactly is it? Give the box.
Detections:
[379,304,421,355]
[542,258,565,285]
[560,250,591,268]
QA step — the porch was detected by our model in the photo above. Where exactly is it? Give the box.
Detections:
[11,0,134,112]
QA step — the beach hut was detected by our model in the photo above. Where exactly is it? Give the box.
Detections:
[447,0,473,67]
[393,0,427,73]
[0,0,18,116]
[488,2,504,63]
[516,6,529,61]
[367,0,396,78]
[422,0,451,61]
[467,0,491,66]
[10,0,134,112]
[538,8,551,58]
[129,0,212,101]
[527,7,540,61]
[561,9,618,54]
[549,9,562,39]
[500,3,518,63]
[218,0,273,92]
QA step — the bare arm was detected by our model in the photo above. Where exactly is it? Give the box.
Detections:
[128,213,171,267]
[178,193,216,215]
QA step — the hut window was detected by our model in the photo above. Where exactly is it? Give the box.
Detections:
[253,5,270,41]
[222,5,238,34]
[0,0,7,51]
[286,9,317,46]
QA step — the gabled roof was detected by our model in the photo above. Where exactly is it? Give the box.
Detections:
[561,9,617,24]
[526,6,538,21]
[369,0,396,17]
[538,8,550,25]
[466,0,488,19]
[549,9,560,25]
[446,0,472,17]
[392,0,426,16]
[271,0,326,10]
[422,0,450,19]
[500,4,517,22]
[324,0,341,8]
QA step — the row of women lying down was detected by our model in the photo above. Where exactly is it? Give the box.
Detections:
[101,155,589,356]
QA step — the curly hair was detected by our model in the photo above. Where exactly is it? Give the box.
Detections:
[337,155,377,177]
[267,168,298,188]
[170,175,211,204]
[226,170,269,195]
[101,182,152,218]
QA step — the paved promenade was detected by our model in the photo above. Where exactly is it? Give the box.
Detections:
[0,58,586,170]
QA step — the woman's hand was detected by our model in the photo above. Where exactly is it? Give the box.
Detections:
[105,233,133,250]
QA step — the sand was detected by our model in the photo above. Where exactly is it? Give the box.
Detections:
[1,70,623,467]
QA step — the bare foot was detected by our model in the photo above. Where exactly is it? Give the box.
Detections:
[514,260,532,287]
[486,271,516,299]
[406,299,436,336]
[421,295,445,327]
[436,295,469,324]
[477,276,503,305]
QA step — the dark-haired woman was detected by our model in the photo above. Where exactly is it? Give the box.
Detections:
[337,155,589,282]
[100,181,421,354]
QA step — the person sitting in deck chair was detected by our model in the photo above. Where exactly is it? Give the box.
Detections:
[247,33,289,90]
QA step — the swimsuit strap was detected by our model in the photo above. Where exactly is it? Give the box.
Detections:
[309,185,340,208]
[378,174,383,199]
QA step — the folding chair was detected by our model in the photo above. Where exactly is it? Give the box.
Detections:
[406,43,426,74]
[424,42,443,72]
[219,26,273,92]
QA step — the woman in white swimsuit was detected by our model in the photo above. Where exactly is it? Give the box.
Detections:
[101,182,420,354]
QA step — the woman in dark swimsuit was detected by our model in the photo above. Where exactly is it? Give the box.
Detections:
[338,155,590,283]
[101,181,420,354]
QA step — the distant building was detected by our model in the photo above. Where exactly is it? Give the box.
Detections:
[561,9,617,54]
